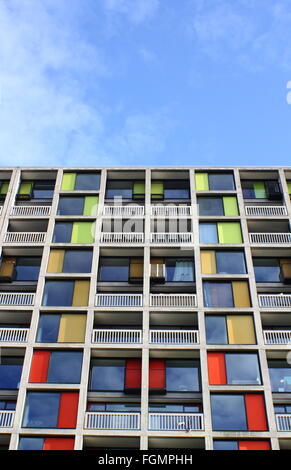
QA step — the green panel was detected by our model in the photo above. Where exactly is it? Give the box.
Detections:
[151,181,164,199]
[287,182,291,195]
[223,197,239,216]
[18,182,33,196]
[195,173,209,191]
[83,196,99,216]
[217,222,242,244]
[71,222,95,243]
[61,173,76,191]
[253,181,266,198]
[133,182,145,199]
[0,182,9,195]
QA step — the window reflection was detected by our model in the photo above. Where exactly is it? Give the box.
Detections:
[166,360,200,392]
[211,394,247,431]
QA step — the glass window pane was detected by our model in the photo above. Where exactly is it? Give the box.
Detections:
[19,438,44,450]
[22,392,60,428]
[166,361,200,392]
[165,259,194,282]
[268,362,291,392]
[205,316,228,344]
[199,223,218,244]
[209,173,235,190]
[75,173,100,191]
[253,258,281,282]
[33,181,55,199]
[216,251,246,274]
[90,360,125,391]
[225,354,261,385]
[98,258,129,281]
[53,223,72,243]
[203,282,234,308]
[36,314,60,343]
[198,198,224,216]
[47,351,83,384]
[63,250,92,273]
[106,181,132,199]
[213,441,239,450]
[211,394,247,431]
[0,364,22,389]
[106,403,141,412]
[14,257,41,281]
[164,181,190,199]
[42,281,74,306]
[57,197,84,216]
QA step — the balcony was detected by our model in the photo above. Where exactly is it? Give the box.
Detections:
[258,294,291,308]
[151,233,193,244]
[263,330,291,345]
[249,233,291,244]
[0,327,29,343]
[150,329,199,345]
[103,205,144,217]
[0,293,35,306]
[100,233,144,244]
[150,294,197,308]
[149,413,204,431]
[276,414,291,432]
[10,205,51,217]
[245,206,287,217]
[95,294,143,307]
[151,206,192,217]
[92,329,142,344]
[0,411,15,428]
[84,412,141,430]
[4,232,46,244]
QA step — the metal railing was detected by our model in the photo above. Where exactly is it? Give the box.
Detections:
[249,233,291,244]
[103,206,144,217]
[95,294,143,307]
[150,329,199,344]
[4,232,46,244]
[10,205,51,217]
[151,233,193,243]
[258,294,291,308]
[100,232,144,243]
[0,411,15,428]
[149,413,204,431]
[92,329,142,344]
[150,294,197,308]
[84,412,141,430]
[151,206,192,217]
[245,205,287,217]
[276,414,291,431]
[0,327,29,343]
[0,293,35,306]
[263,330,291,345]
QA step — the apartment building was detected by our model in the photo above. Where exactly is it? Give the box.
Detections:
[0,166,291,450]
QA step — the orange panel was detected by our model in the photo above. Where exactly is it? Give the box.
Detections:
[245,394,268,431]
[125,359,142,391]
[239,440,270,451]
[43,438,75,450]
[57,392,79,429]
[29,350,50,383]
[207,353,227,385]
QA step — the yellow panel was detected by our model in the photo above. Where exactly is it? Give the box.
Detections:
[58,314,87,343]
[72,280,90,306]
[47,250,65,273]
[129,258,144,279]
[232,281,251,308]
[227,315,256,344]
[0,257,16,279]
[280,259,291,279]
[200,250,216,274]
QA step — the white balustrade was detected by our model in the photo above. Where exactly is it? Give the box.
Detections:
[10,205,51,217]
[149,413,204,431]
[150,329,199,344]
[95,294,143,307]
[101,232,144,243]
[151,233,193,244]
[249,233,291,244]
[103,206,144,217]
[258,294,291,308]
[84,412,141,430]
[151,206,192,217]
[4,232,46,244]
[150,294,197,308]
[0,293,35,306]
[0,411,15,428]
[0,328,29,343]
[263,330,291,345]
[92,329,142,344]
[276,414,291,432]
[245,205,287,216]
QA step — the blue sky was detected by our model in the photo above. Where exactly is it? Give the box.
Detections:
[0,0,291,167]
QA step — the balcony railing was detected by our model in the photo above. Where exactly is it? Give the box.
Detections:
[151,206,192,217]
[149,413,204,431]
[0,327,29,343]
[100,233,144,243]
[0,293,35,306]
[0,411,15,428]
[95,294,143,307]
[151,233,193,244]
[150,329,199,344]
[263,330,291,345]
[245,206,287,217]
[258,294,291,308]
[92,329,142,344]
[103,205,144,217]
[276,414,291,432]
[249,233,291,244]
[84,412,141,430]
[10,205,51,217]
[4,232,46,244]
[150,294,197,308]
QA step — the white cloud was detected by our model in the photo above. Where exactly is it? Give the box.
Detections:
[104,0,159,25]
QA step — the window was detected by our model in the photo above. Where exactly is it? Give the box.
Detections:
[274,405,291,413]
[148,403,201,413]
[32,180,55,199]
[199,222,242,244]
[0,401,16,410]
[253,258,281,282]
[0,357,23,389]
[37,314,61,343]
[211,395,247,431]
[199,223,218,243]
[61,172,100,191]
[213,441,239,450]
[203,281,251,308]
[213,440,270,451]
[19,438,45,451]
[18,437,74,451]
[241,181,266,199]
[198,197,224,216]
[52,222,95,244]
[195,173,235,190]
[268,361,291,392]
[57,196,98,216]
[165,360,200,392]
[106,181,133,199]
[98,258,130,282]
[205,315,256,345]
[165,259,194,282]
[224,353,261,385]
[42,280,90,307]
[62,250,92,273]
[89,360,126,391]
[30,350,83,384]
[88,403,141,412]
[53,223,73,243]
[36,313,86,343]
[205,316,228,344]
[163,180,190,199]
[216,251,246,274]
[14,257,41,281]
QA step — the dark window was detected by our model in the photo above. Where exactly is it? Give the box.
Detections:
[75,173,100,191]
[213,441,239,450]
[211,394,247,431]
[89,403,141,412]
[253,258,281,282]
[22,392,60,428]
[205,316,228,344]
[199,223,218,243]
[47,351,83,384]
[36,314,60,343]
[0,401,16,410]
[63,250,92,273]
[52,223,72,243]
[32,180,55,199]
[164,181,190,199]
[225,354,261,385]
[165,259,194,282]
[106,181,132,199]
[241,180,266,199]
[148,404,201,413]
[216,251,246,274]
[14,257,41,281]
[198,197,224,216]
[274,405,291,413]
[42,281,74,306]
[89,360,126,391]
[203,282,233,308]
[19,437,44,450]
[268,361,291,392]
[208,173,235,190]
[0,357,23,389]
[98,258,129,282]
[166,360,200,392]
[57,197,84,216]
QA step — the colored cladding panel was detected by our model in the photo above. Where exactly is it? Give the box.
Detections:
[223,197,239,216]
[72,280,90,306]
[253,182,266,198]
[287,182,291,194]
[29,350,50,383]
[129,258,144,280]
[195,173,209,191]
[0,257,16,280]
[245,394,268,431]
[43,438,75,450]
[83,196,99,216]
[280,259,291,279]
[71,222,95,244]
[201,250,217,274]
[57,314,86,343]
[151,182,164,199]
[227,316,256,345]
[124,359,142,391]
[18,182,33,196]
[57,392,79,429]
[0,182,9,195]
[133,182,145,198]
[47,250,65,273]
[239,441,270,451]
[149,360,166,391]
[207,353,227,385]
[232,281,251,308]
[61,173,76,191]
[217,222,242,244]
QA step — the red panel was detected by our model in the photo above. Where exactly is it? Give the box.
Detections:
[245,394,268,431]
[29,350,50,383]
[43,438,75,450]
[239,441,270,451]
[57,393,79,429]
[149,359,166,391]
[207,353,227,385]
[124,359,142,391]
